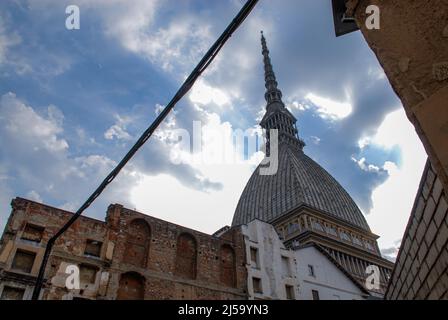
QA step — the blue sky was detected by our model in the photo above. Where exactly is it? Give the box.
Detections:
[0,0,427,260]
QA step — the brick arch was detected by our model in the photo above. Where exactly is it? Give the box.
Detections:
[174,232,197,279]
[220,244,237,287]
[117,272,145,300]
[123,219,151,268]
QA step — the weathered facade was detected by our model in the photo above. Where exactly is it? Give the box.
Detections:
[242,220,299,300]
[0,198,247,300]
[385,161,448,299]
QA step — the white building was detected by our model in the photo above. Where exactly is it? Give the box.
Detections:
[242,220,369,300]
[242,220,299,300]
[294,244,369,300]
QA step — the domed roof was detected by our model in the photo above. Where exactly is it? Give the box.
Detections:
[232,145,370,231]
[233,33,371,232]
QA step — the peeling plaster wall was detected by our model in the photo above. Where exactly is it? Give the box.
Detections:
[242,220,299,300]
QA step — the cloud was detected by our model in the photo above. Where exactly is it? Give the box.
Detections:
[130,108,259,233]
[304,92,353,120]
[0,0,427,253]
[0,92,68,152]
[380,239,402,262]
[71,0,213,74]
[26,190,43,203]
[0,16,21,65]
[0,8,72,77]
[0,92,140,231]
[189,80,231,107]
[364,108,427,257]
[351,156,381,173]
[104,114,133,141]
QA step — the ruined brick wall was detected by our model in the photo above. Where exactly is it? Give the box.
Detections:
[0,198,247,300]
[0,197,108,300]
[348,0,448,195]
[386,161,448,299]
[105,205,247,300]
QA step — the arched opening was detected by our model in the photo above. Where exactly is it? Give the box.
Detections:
[175,233,197,279]
[220,244,236,287]
[117,272,145,300]
[123,219,151,268]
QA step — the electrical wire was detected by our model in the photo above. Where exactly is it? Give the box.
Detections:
[31,0,259,300]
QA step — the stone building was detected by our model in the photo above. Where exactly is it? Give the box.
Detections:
[0,198,247,300]
[232,32,394,297]
[385,161,448,299]
[333,0,448,299]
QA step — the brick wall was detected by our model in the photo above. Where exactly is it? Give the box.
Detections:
[386,160,448,299]
[0,198,247,300]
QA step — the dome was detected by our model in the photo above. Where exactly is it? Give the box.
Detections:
[233,32,371,232]
[232,145,370,231]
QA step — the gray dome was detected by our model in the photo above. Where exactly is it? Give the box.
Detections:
[232,145,370,231]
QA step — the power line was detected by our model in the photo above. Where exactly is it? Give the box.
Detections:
[31,0,259,300]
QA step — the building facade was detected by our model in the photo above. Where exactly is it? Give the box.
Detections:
[0,198,247,300]
[232,32,394,297]
[242,219,299,300]
[242,219,368,300]
[386,160,448,299]
[294,244,369,300]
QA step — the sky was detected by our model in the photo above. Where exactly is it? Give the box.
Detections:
[0,0,427,260]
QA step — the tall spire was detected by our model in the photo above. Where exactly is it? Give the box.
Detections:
[259,31,305,152]
[261,31,283,105]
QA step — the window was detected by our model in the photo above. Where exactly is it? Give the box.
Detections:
[12,250,36,273]
[325,225,338,237]
[250,247,259,269]
[1,286,25,300]
[84,240,102,257]
[21,224,44,243]
[353,237,363,246]
[287,223,299,235]
[80,264,98,284]
[308,264,315,277]
[285,285,295,300]
[281,256,291,276]
[252,277,262,294]
[365,241,374,251]
[312,290,320,300]
[340,231,352,242]
[311,221,324,232]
